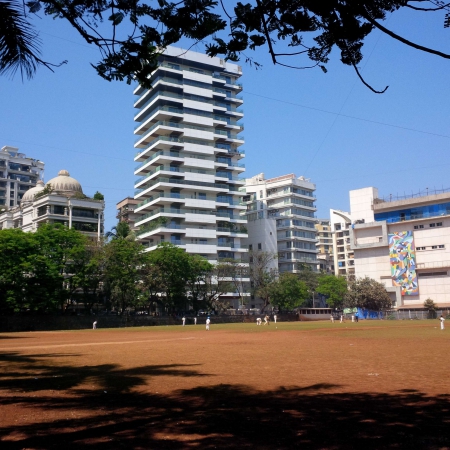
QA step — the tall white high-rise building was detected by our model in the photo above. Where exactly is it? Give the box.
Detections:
[243,173,318,273]
[0,146,44,209]
[133,47,247,268]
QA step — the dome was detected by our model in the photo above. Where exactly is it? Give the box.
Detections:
[21,180,45,203]
[46,170,83,195]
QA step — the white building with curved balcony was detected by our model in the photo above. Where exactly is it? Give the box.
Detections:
[133,47,247,273]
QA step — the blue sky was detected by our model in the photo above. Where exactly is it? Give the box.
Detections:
[0,7,449,231]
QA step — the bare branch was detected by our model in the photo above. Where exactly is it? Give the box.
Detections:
[255,0,277,65]
[362,8,450,59]
[351,62,388,94]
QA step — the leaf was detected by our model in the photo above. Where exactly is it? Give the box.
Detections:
[26,1,41,14]
[108,11,124,26]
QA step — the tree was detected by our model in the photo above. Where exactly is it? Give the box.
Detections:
[248,250,278,312]
[93,191,104,201]
[345,277,392,311]
[297,264,319,306]
[2,1,450,92]
[145,242,191,312]
[185,254,214,312]
[103,238,147,313]
[423,298,437,319]
[106,221,135,241]
[317,275,348,309]
[269,272,308,312]
[220,258,250,308]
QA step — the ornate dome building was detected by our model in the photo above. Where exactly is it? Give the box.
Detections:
[0,169,104,239]
[46,170,83,196]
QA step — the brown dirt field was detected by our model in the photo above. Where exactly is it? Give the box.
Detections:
[1,321,450,449]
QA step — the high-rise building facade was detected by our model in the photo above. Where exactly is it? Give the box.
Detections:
[116,197,141,231]
[244,173,318,273]
[0,146,44,208]
[330,208,355,279]
[132,47,247,267]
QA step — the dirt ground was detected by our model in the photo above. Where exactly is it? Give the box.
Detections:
[1,320,449,449]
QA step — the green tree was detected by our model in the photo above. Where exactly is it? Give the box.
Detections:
[317,275,348,309]
[106,221,135,241]
[248,250,278,312]
[146,242,191,312]
[345,277,392,311]
[103,238,147,313]
[2,1,450,92]
[297,263,319,306]
[423,298,437,319]
[0,228,37,313]
[269,273,308,312]
[93,191,104,201]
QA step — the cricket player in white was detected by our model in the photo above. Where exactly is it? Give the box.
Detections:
[206,317,210,331]
[440,315,445,330]
[182,316,186,326]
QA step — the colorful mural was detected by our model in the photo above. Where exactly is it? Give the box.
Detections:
[388,231,419,296]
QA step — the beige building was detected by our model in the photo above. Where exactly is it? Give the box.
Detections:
[315,219,334,273]
[350,187,450,309]
[116,197,140,231]
[0,170,104,239]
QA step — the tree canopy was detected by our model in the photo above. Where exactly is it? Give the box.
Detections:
[345,276,392,311]
[1,0,450,92]
[317,274,348,309]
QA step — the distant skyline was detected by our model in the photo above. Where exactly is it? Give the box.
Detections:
[1,9,449,232]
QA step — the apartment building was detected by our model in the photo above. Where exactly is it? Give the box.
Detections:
[243,173,318,273]
[350,187,450,309]
[330,209,355,279]
[132,48,248,306]
[0,169,104,239]
[0,146,44,208]
[315,219,334,273]
[116,197,141,231]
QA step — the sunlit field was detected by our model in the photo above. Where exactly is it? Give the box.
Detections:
[1,320,449,449]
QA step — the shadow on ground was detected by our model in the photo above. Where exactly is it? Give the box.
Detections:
[0,352,449,449]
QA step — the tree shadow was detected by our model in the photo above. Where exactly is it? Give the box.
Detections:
[1,353,450,449]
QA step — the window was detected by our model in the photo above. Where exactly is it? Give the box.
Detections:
[432,245,438,249]
[198,193,206,200]
[439,245,445,249]
[430,223,436,227]
[249,244,252,251]
[437,222,443,227]
[258,243,262,250]
[260,190,263,198]
[418,271,447,277]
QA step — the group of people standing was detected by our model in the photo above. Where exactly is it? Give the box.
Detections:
[256,314,276,326]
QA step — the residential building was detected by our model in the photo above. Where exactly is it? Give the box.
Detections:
[315,218,334,273]
[116,197,140,231]
[0,145,44,208]
[243,173,318,273]
[350,186,450,309]
[0,169,105,239]
[132,47,247,308]
[330,209,355,279]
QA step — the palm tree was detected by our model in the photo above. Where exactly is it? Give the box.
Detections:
[106,222,135,241]
[0,0,66,79]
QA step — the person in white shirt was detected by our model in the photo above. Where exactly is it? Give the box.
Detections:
[93,321,97,330]
[206,317,211,330]
[273,314,277,324]
[194,317,197,325]
[182,316,186,326]
[440,315,445,330]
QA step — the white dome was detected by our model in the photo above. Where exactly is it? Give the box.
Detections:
[46,170,83,195]
[21,180,45,203]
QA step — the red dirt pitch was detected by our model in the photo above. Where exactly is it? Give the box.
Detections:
[1,320,450,449]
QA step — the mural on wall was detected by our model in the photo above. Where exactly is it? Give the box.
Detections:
[388,231,419,296]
